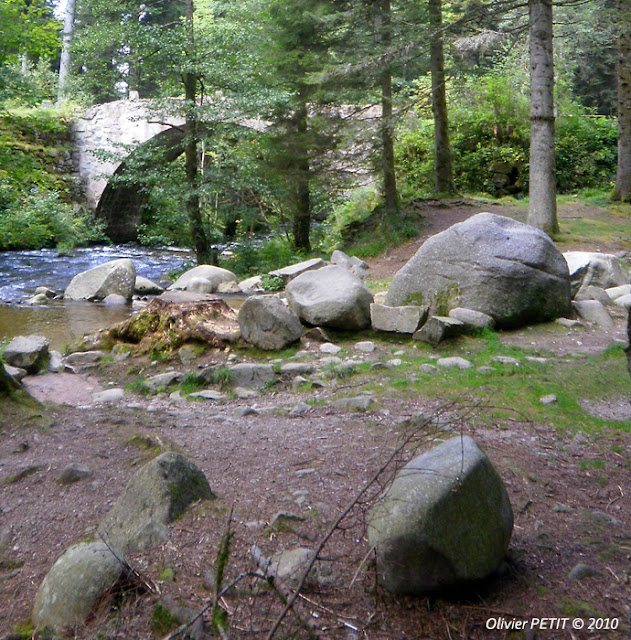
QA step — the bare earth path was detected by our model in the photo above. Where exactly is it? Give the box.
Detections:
[1,201,630,639]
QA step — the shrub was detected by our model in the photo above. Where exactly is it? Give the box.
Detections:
[0,191,105,251]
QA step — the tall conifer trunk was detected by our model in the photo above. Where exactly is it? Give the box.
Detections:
[184,0,212,264]
[527,0,558,235]
[291,99,312,251]
[429,0,455,195]
[614,0,631,201]
[379,0,398,215]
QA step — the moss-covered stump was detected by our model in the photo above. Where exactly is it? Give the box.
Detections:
[108,292,240,352]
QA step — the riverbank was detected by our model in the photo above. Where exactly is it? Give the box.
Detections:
[2,200,631,639]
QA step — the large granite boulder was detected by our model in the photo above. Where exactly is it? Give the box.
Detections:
[98,452,213,555]
[285,265,374,330]
[64,258,136,301]
[367,436,513,595]
[3,335,50,373]
[168,265,238,293]
[238,295,303,350]
[33,542,123,632]
[385,213,571,329]
[563,251,629,297]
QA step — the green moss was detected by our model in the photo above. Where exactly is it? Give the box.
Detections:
[403,291,425,306]
[151,603,179,634]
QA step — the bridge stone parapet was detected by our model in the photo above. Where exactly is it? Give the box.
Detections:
[72,97,183,209]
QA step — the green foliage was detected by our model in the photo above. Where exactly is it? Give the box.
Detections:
[221,235,303,279]
[261,274,284,291]
[0,191,104,251]
[179,372,205,395]
[151,604,179,634]
[397,71,618,198]
[208,365,234,389]
[555,115,617,192]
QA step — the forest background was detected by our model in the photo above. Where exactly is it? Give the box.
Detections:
[0,0,627,277]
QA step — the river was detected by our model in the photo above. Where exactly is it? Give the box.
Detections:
[0,244,194,349]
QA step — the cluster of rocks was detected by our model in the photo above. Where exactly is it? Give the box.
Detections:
[31,436,514,633]
[32,452,214,633]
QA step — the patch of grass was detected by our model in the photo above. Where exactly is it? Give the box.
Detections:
[208,365,234,388]
[125,377,151,396]
[578,458,605,471]
[357,331,631,434]
[151,603,179,634]
[179,372,205,395]
[559,598,598,618]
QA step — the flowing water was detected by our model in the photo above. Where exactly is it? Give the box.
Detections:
[0,244,193,349]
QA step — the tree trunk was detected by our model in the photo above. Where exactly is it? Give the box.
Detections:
[527,0,558,235]
[56,0,76,104]
[429,0,455,196]
[614,0,631,201]
[291,101,312,251]
[184,0,213,264]
[379,0,399,214]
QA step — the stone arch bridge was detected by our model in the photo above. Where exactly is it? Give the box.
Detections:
[73,98,377,243]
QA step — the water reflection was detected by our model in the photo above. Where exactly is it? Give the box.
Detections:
[0,302,133,350]
[0,244,194,349]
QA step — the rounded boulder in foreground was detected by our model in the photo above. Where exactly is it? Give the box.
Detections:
[238,295,303,350]
[33,542,123,632]
[285,265,373,330]
[367,436,513,595]
[385,213,571,328]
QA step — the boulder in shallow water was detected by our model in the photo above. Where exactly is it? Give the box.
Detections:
[168,265,237,293]
[64,258,136,301]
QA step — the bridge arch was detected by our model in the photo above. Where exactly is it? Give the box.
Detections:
[95,126,186,242]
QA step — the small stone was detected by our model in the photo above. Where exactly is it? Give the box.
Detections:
[65,351,104,366]
[59,463,93,485]
[234,407,259,418]
[92,388,124,404]
[493,356,520,365]
[330,396,373,412]
[48,351,65,373]
[281,362,314,375]
[539,394,558,405]
[555,317,583,328]
[476,366,495,375]
[290,402,311,417]
[370,362,389,371]
[270,512,305,530]
[233,386,258,399]
[291,376,308,391]
[102,293,128,306]
[145,372,181,393]
[552,502,572,513]
[320,343,341,355]
[355,341,376,353]
[178,344,199,365]
[568,563,600,581]
[419,364,438,373]
[4,364,27,381]
[295,469,316,477]
[436,357,473,370]
[189,390,227,401]
[525,356,548,364]
[387,358,403,367]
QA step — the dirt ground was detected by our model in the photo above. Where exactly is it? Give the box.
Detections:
[1,201,631,640]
